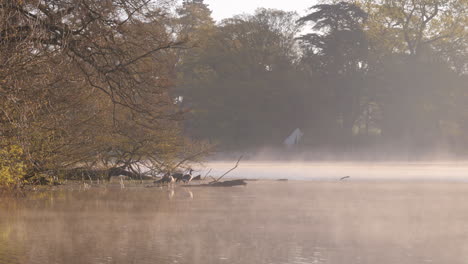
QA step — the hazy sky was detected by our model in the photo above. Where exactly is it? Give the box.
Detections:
[203,0,317,21]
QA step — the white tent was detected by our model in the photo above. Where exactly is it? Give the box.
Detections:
[283,128,303,147]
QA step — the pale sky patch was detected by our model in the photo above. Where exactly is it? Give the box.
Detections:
[203,0,318,21]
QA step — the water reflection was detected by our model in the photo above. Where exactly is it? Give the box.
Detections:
[1,181,468,263]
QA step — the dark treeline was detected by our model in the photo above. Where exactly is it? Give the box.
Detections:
[176,0,467,157]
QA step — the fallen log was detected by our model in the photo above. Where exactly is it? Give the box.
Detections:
[208,179,247,187]
[211,179,246,187]
[182,179,248,187]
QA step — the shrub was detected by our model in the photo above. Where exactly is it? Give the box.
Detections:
[0,145,27,189]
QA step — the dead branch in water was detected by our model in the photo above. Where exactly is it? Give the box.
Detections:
[208,176,217,182]
[203,169,212,180]
[211,156,243,183]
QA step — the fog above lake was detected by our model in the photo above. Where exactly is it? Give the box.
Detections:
[202,161,468,182]
[3,180,468,264]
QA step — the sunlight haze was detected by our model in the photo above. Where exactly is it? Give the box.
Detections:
[204,0,317,21]
[2,0,467,263]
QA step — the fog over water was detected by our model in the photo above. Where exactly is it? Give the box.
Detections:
[204,161,468,182]
[2,181,468,264]
[1,0,466,263]
[2,162,468,264]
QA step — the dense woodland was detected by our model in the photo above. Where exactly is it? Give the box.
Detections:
[0,0,467,187]
[177,0,467,155]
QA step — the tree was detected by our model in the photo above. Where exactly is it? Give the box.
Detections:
[176,8,305,149]
[295,0,466,154]
[0,0,196,186]
[298,2,369,147]
[358,0,468,152]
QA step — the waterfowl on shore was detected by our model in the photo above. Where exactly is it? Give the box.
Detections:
[182,169,194,183]
[167,175,175,184]
[154,173,175,185]
[172,172,184,182]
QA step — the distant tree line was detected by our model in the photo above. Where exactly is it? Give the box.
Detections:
[175,0,467,157]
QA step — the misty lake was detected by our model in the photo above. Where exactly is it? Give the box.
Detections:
[2,163,468,264]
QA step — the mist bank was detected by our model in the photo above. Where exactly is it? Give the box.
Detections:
[208,146,468,162]
[4,181,468,263]
[201,160,468,182]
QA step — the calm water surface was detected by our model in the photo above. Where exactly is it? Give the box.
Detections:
[2,179,468,263]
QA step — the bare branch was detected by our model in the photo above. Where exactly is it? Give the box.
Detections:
[211,156,243,183]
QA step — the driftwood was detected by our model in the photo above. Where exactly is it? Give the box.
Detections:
[149,157,245,188]
[175,156,246,187]
[188,179,248,187]
[209,179,247,187]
